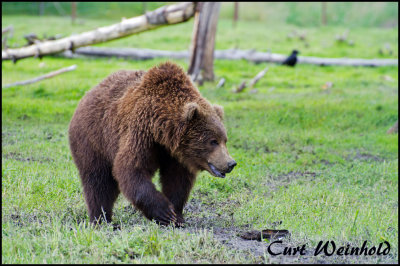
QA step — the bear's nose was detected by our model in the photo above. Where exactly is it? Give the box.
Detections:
[227,160,237,172]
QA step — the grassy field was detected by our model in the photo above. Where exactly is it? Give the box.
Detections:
[2,14,398,263]
[2,2,398,27]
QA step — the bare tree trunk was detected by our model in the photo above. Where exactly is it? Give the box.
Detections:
[2,2,195,61]
[2,26,14,49]
[71,2,77,24]
[188,2,221,82]
[321,2,327,25]
[53,2,66,16]
[2,65,77,89]
[39,2,44,16]
[143,2,147,14]
[233,2,239,28]
[202,3,220,81]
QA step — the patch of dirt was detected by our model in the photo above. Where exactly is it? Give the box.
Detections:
[348,151,385,162]
[232,140,274,153]
[2,131,17,146]
[207,226,397,263]
[240,229,290,241]
[3,152,53,163]
[181,193,397,263]
[181,197,310,262]
[112,248,139,260]
[9,213,43,227]
[318,159,335,166]
[211,226,269,260]
[263,171,317,191]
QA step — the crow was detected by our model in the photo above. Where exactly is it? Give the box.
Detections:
[282,50,299,67]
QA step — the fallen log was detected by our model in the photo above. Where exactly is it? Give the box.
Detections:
[60,47,189,60]
[2,2,195,61]
[2,65,77,89]
[57,47,398,67]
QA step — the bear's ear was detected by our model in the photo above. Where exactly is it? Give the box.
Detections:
[182,102,199,122]
[213,104,224,120]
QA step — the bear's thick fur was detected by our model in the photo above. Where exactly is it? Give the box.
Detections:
[69,62,236,226]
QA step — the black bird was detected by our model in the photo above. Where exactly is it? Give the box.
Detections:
[282,50,299,67]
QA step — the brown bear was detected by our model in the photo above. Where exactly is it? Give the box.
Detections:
[68,62,236,226]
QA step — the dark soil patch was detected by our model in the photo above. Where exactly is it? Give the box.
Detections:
[4,152,53,163]
[181,195,397,263]
[2,130,17,146]
[240,229,290,241]
[346,150,386,162]
[112,248,139,260]
[264,171,317,191]
[9,213,43,227]
[318,159,335,166]
[208,226,397,264]
[232,140,274,154]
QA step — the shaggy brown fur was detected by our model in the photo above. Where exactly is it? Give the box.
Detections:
[68,62,236,226]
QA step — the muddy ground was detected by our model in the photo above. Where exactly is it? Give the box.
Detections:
[181,195,397,264]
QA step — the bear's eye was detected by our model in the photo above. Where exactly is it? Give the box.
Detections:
[210,140,219,146]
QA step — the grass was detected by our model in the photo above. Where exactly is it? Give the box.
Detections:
[2,14,399,264]
[2,2,398,27]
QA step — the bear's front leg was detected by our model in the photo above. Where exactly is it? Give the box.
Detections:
[113,147,178,226]
[160,153,196,225]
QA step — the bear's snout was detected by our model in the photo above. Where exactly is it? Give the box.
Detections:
[226,160,237,173]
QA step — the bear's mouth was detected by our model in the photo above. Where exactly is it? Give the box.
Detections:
[208,163,226,178]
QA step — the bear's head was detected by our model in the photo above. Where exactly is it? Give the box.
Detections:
[141,61,236,177]
[176,101,237,178]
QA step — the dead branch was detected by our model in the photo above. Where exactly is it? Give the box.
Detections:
[2,65,77,89]
[387,120,398,134]
[234,81,247,93]
[2,25,14,49]
[2,2,195,61]
[216,78,225,88]
[234,66,268,93]
[249,67,268,88]
[56,47,398,67]
[2,25,14,35]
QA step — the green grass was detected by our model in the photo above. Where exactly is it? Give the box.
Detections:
[2,2,398,27]
[2,14,398,263]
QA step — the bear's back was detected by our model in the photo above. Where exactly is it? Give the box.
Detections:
[69,70,145,160]
[91,70,145,103]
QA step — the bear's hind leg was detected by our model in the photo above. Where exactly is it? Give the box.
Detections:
[81,164,120,224]
[72,144,120,224]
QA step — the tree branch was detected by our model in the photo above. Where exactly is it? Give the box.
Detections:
[2,2,195,61]
[2,65,77,88]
